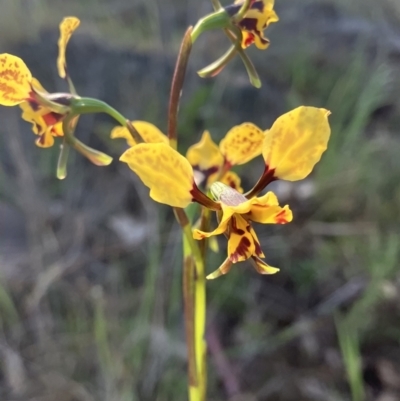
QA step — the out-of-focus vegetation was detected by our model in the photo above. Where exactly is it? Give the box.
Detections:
[1,0,400,400]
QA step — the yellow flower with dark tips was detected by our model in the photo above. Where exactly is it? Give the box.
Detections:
[194,182,292,278]
[0,17,80,147]
[225,0,279,49]
[119,106,331,278]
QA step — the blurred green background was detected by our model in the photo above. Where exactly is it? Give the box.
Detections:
[1,0,400,400]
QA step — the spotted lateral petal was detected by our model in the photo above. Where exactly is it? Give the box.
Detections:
[57,17,80,78]
[263,106,331,181]
[246,191,293,224]
[220,122,265,166]
[120,143,195,208]
[111,121,168,146]
[0,54,32,106]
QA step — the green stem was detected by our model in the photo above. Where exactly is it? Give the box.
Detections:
[71,97,125,122]
[71,97,144,143]
[174,208,207,401]
[168,27,193,150]
[169,24,210,401]
[191,8,231,44]
[183,236,198,389]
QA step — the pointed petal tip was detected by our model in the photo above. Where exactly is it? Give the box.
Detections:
[207,258,233,279]
[206,271,222,280]
[260,266,280,275]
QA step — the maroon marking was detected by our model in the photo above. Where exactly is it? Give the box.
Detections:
[239,17,258,32]
[225,0,264,17]
[244,33,255,47]
[27,90,39,104]
[34,120,45,133]
[27,98,41,111]
[253,240,263,257]
[230,216,245,235]
[37,134,46,145]
[223,159,232,171]
[193,164,219,187]
[246,224,264,257]
[230,236,251,263]
[275,210,288,224]
[225,176,238,190]
[42,112,63,126]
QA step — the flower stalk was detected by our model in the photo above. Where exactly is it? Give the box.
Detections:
[168,29,208,401]
[168,26,193,150]
[176,208,207,401]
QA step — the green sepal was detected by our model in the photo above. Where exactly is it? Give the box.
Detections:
[225,26,262,88]
[56,139,70,179]
[197,45,237,78]
[71,138,113,166]
[62,114,113,167]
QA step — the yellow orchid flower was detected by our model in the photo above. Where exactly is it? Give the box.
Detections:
[119,142,288,276]
[194,182,292,278]
[0,17,80,147]
[119,106,331,278]
[225,0,279,49]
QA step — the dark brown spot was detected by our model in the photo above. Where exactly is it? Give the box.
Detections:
[230,236,251,262]
[230,216,245,236]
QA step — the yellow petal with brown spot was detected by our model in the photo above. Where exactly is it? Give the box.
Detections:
[262,107,331,181]
[111,121,167,146]
[20,101,47,135]
[35,128,55,148]
[220,122,264,166]
[120,143,194,208]
[0,54,32,106]
[247,191,293,224]
[57,17,80,78]
[227,214,256,262]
